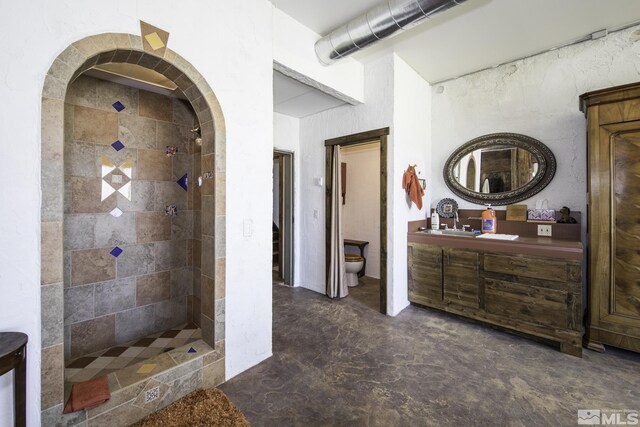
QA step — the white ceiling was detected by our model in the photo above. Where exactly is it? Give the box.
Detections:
[271,0,640,83]
[273,71,347,118]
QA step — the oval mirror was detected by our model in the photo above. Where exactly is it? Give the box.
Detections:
[443,133,556,205]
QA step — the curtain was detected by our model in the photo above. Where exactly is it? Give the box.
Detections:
[327,145,347,298]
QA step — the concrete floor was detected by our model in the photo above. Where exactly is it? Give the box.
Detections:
[220,278,640,426]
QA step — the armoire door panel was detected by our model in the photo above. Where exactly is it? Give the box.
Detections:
[612,132,640,319]
[581,83,640,353]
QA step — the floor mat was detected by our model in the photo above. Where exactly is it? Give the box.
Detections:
[131,388,250,427]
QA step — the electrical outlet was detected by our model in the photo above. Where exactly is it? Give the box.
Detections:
[537,224,552,237]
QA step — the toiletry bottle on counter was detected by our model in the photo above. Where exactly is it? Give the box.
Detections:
[482,205,497,234]
[431,211,440,230]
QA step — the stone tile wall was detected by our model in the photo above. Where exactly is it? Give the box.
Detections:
[64,75,200,361]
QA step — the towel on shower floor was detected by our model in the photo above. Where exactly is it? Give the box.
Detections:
[63,375,111,414]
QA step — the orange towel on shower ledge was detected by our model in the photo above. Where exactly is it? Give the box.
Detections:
[63,375,111,414]
[402,165,424,210]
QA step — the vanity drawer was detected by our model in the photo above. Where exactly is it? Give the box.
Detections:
[484,278,578,330]
[483,253,567,282]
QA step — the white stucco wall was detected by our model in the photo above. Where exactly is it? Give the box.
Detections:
[274,112,301,286]
[390,55,432,315]
[0,1,274,424]
[430,25,640,215]
[341,143,381,278]
[298,55,394,298]
[298,54,431,315]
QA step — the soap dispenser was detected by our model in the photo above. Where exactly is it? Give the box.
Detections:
[431,210,440,230]
[482,204,497,234]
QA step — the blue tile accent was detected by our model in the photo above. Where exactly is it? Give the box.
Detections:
[110,246,123,258]
[111,140,125,151]
[112,101,125,112]
[188,347,197,353]
[177,174,188,192]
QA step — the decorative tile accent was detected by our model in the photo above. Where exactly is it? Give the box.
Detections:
[145,33,163,50]
[118,181,132,201]
[164,204,177,217]
[136,364,156,374]
[101,180,117,201]
[110,207,123,218]
[119,158,133,178]
[177,173,188,192]
[102,157,133,201]
[101,155,116,177]
[140,21,170,57]
[112,101,126,112]
[110,246,123,258]
[111,140,125,151]
[165,146,178,157]
[188,347,196,353]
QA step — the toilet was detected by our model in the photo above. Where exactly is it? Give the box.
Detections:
[345,254,364,287]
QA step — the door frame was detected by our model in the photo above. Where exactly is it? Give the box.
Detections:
[274,149,294,286]
[324,127,389,314]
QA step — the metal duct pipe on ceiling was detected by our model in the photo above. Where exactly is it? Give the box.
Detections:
[315,0,468,65]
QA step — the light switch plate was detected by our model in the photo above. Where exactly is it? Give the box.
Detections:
[243,219,253,237]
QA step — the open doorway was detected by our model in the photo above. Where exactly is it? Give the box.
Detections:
[340,142,381,312]
[273,150,294,285]
[325,128,389,314]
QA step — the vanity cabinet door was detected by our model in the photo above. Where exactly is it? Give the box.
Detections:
[482,253,581,332]
[443,248,479,309]
[408,243,443,306]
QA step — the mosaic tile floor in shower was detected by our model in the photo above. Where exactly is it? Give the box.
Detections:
[65,323,201,384]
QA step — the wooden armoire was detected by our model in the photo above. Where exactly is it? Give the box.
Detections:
[580,83,640,353]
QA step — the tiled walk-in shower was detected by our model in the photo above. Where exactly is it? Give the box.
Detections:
[41,33,227,426]
[63,75,202,363]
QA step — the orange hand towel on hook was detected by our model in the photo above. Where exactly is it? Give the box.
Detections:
[402,165,424,210]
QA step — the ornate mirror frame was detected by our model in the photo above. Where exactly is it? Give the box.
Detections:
[443,132,556,205]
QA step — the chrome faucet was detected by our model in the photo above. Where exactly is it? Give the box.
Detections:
[453,211,459,230]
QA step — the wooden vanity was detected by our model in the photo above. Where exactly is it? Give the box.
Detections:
[407,219,583,356]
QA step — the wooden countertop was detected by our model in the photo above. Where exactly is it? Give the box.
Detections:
[408,231,583,260]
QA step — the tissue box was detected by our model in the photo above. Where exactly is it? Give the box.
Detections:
[527,209,556,222]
